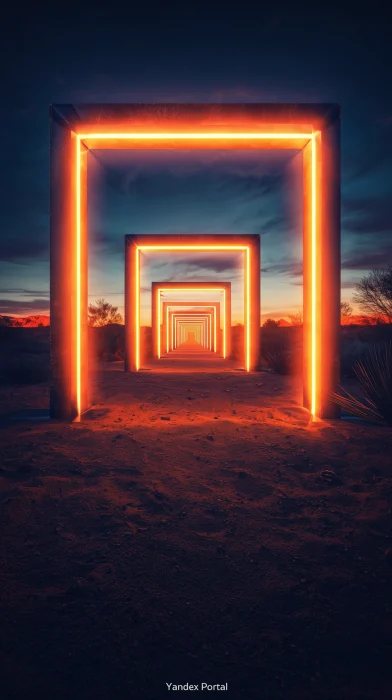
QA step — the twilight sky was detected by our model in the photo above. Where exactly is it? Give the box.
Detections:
[0,3,391,322]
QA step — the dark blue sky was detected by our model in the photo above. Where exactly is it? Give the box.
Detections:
[0,2,391,320]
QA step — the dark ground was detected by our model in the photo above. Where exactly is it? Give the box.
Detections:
[0,328,392,700]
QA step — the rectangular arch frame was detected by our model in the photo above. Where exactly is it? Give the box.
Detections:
[164,302,220,353]
[50,103,340,420]
[174,315,210,349]
[147,280,233,365]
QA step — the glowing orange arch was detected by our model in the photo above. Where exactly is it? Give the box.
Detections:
[50,103,340,421]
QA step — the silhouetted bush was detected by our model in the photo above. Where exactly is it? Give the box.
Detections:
[113,334,125,360]
[332,342,392,425]
[262,348,294,375]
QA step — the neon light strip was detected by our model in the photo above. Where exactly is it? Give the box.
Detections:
[246,247,250,372]
[140,245,247,251]
[166,305,169,353]
[81,132,313,140]
[157,286,161,359]
[135,247,140,370]
[222,290,226,359]
[75,130,316,419]
[76,137,81,419]
[159,287,226,290]
[311,134,317,416]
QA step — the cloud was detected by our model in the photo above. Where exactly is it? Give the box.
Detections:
[0,234,48,262]
[342,249,392,271]
[93,149,290,201]
[89,229,125,256]
[169,255,239,274]
[343,195,392,235]
[289,277,356,289]
[0,288,49,297]
[344,129,392,182]
[261,260,302,277]
[0,298,50,315]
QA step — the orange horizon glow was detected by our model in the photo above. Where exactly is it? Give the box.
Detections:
[75,130,318,419]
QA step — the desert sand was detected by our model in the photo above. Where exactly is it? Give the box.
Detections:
[1,338,392,699]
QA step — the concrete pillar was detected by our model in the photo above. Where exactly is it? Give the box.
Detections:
[50,108,88,419]
[303,121,340,418]
[249,235,261,371]
[225,286,232,360]
[124,239,138,371]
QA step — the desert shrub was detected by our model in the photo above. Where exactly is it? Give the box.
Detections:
[88,298,123,327]
[262,347,294,375]
[0,356,50,385]
[90,324,124,360]
[113,333,125,360]
[332,342,392,425]
[263,318,280,328]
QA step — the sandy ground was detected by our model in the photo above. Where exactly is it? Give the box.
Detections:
[1,364,392,700]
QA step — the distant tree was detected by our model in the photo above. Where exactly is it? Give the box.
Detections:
[288,310,303,326]
[353,266,392,323]
[340,301,353,324]
[357,315,373,326]
[0,315,13,327]
[263,318,280,328]
[88,298,123,327]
